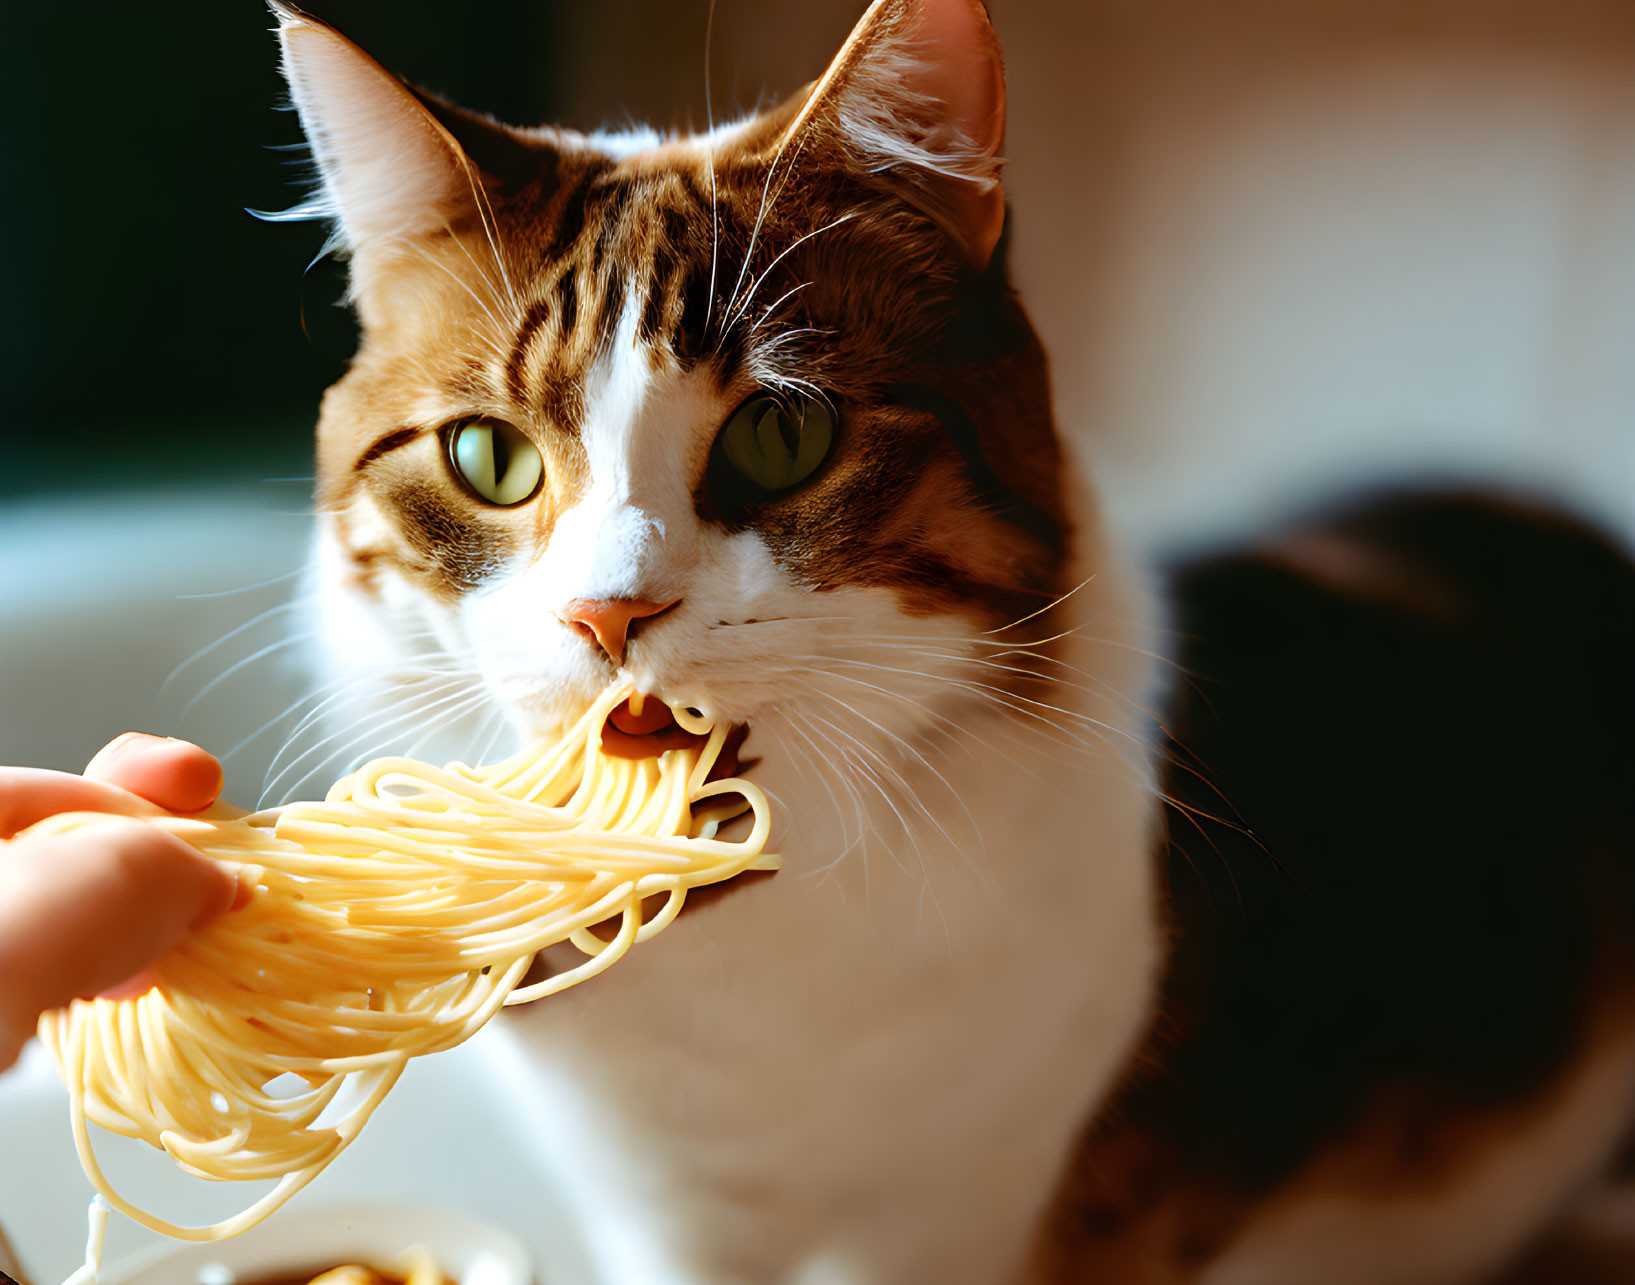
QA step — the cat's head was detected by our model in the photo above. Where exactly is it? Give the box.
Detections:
[277,0,1086,818]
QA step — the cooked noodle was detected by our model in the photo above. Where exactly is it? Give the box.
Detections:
[28,686,773,1243]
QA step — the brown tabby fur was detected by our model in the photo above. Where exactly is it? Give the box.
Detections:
[316,67,1065,635]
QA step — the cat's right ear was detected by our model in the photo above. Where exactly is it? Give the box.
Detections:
[268,3,543,285]
[772,0,1007,270]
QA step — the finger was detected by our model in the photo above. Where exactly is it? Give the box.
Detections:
[0,768,159,840]
[0,819,238,1060]
[100,966,160,1002]
[86,733,224,815]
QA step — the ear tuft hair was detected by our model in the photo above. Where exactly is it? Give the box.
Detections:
[269,4,487,258]
[787,0,1007,266]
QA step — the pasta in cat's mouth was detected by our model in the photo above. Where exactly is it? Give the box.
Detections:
[600,695,753,785]
[35,682,776,1249]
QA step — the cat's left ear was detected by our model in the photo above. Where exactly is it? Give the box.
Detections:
[268,1,545,305]
[781,0,1006,269]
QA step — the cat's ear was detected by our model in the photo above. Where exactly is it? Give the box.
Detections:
[269,1,541,257]
[782,0,1006,268]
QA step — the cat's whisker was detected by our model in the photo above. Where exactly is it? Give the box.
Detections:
[717,117,823,351]
[744,281,811,337]
[956,651,1175,730]
[259,674,480,806]
[196,622,458,761]
[829,626,1192,691]
[781,707,872,885]
[755,371,830,406]
[799,642,1145,773]
[825,642,1154,728]
[760,710,851,859]
[442,220,521,323]
[401,240,515,354]
[836,623,1163,653]
[775,660,982,813]
[176,567,307,601]
[720,167,788,348]
[982,574,1099,636]
[749,722,830,850]
[931,673,1134,761]
[393,350,460,393]
[799,664,988,758]
[812,724,880,903]
[473,704,514,767]
[403,687,503,762]
[777,655,977,746]
[264,683,492,810]
[803,707,929,882]
[754,327,831,365]
[803,707,954,944]
[788,635,1117,723]
[819,667,1060,794]
[160,597,316,697]
[260,676,458,796]
[271,664,471,761]
[213,669,379,765]
[722,212,859,339]
[809,687,988,884]
[701,0,721,340]
[445,146,521,316]
[944,674,1142,750]
[179,630,322,722]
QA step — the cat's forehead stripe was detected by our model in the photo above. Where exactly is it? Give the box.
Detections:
[503,163,717,425]
[504,299,553,408]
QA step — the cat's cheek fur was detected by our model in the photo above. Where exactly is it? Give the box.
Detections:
[306,500,497,771]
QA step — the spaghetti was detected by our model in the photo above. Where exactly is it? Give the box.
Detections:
[26,686,774,1243]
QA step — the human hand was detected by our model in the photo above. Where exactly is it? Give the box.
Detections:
[0,734,240,1071]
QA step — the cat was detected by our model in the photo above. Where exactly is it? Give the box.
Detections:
[270,0,1635,1280]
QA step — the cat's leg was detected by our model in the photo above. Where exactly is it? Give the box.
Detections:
[1205,1010,1635,1285]
[1030,1003,1635,1285]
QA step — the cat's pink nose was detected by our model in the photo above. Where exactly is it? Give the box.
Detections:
[558,597,681,665]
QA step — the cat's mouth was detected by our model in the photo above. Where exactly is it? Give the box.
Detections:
[599,697,751,783]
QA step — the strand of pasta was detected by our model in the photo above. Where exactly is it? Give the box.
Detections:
[28,685,774,1243]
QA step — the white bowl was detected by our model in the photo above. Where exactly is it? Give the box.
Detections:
[99,1203,533,1285]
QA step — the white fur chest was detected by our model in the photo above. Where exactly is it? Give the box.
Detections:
[481,689,1161,1285]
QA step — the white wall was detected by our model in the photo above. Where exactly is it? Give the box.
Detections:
[998,0,1635,551]
[680,0,1635,551]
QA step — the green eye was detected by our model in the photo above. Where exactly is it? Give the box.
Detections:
[447,418,543,506]
[717,394,836,496]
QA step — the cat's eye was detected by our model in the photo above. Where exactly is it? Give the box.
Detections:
[715,394,836,499]
[446,418,543,506]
